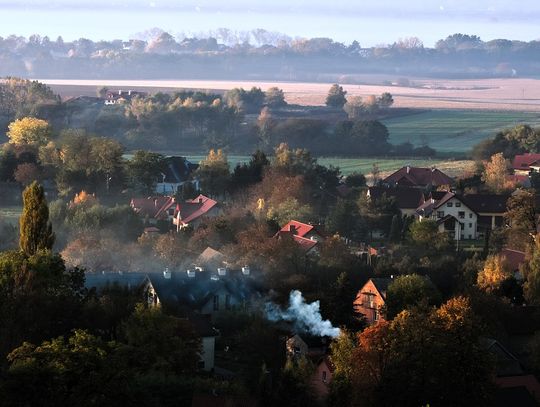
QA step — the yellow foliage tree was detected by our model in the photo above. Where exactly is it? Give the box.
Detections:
[481,153,510,193]
[70,190,99,208]
[7,117,51,146]
[477,254,512,292]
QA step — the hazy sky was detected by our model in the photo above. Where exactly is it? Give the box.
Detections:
[1,0,539,46]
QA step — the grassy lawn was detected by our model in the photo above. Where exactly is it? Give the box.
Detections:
[0,206,22,226]
[382,110,540,154]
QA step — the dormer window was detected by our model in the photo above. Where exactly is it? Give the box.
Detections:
[447,202,453,207]
[455,202,461,207]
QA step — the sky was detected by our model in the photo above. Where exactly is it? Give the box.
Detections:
[0,0,539,46]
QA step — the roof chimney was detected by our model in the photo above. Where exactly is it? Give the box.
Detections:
[217,267,227,276]
[289,225,297,234]
[163,268,171,279]
[187,269,196,278]
[242,266,250,276]
[406,166,410,174]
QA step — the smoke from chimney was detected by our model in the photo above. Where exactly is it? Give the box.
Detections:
[265,290,340,338]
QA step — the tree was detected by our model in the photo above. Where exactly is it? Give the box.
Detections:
[256,107,274,151]
[377,92,394,109]
[388,214,403,243]
[326,84,347,108]
[408,219,450,251]
[196,149,230,197]
[505,189,537,251]
[385,274,441,319]
[343,96,364,119]
[13,162,41,186]
[127,150,165,194]
[7,117,52,146]
[524,236,540,304]
[264,87,286,108]
[19,182,55,255]
[482,153,510,193]
[477,254,512,293]
[345,172,366,188]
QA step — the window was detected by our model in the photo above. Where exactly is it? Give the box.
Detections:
[469,223,472,228]
[322,371,327,382]
[469,213,473,218]
[225,294,231,310]
[468,235,472,239]
[460,224,464,230]
[447,202,453,207]
[458,211,465,219]
[437,211,444,218]
[455,202,461,207]
[374,310,379,321]
[213,295,219,311]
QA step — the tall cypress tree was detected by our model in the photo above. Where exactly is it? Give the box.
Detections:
[19,181,55,255]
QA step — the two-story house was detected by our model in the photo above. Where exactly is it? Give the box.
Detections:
[416,192,478,240]
[353,278,392,325]
[155,156,199,195]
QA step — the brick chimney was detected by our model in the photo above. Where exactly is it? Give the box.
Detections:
[289,224,297,234]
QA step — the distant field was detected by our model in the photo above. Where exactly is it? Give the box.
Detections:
[382,110,540,154]
[179,155,474,178]
[39,77,540,112]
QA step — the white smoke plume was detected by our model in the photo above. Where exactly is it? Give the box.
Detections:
[266,290,340,338]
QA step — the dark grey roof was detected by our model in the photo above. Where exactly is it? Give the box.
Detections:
[161,156,199,184]
[371,278,392,297]
[368,186,425,209]
[460,194,510,214]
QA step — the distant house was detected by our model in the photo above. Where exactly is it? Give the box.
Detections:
[353,278,392,325]
[310,357,334,399]
[275,220,325,254]
[416,191,478,240]
[382,166,454,189]
[130,196,176,224]
[286,334,329,360]
[174,194,220,230]
[512,153,540,175]
[104,89,147,105]
[367,186,425,216]
[155,156,199,194]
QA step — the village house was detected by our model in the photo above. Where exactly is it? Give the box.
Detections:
[310,357,334,400]
[174,194,220,230]
[104,89,147,105]
[130,196,176,224]
[353,277,392,325]
[512,153,540,176]
[382,166,454,189]
[155,156,199,195]
[275,220,326,254]
[367,186,425,216]
[416,191,478,240]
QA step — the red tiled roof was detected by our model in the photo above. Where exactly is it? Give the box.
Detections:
[292,235,318,252]
[175,194,217,225]
[130,196,175,219]
[512,153,540,170]
[383,166,454,187]
[280,220,315,238]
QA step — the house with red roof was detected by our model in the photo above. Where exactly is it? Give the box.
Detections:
[130,196,176,224]
[353,277,392,325]
[382,166,454,189]
[512,153,540,175]
[173,194,220,230]
[275,220,325,254]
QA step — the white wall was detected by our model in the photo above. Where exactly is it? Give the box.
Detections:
[200,336,215,371]
[428,197,477,239]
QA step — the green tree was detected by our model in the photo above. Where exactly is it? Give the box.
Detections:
[385,274,441,319]
[505,189,537,251]
[264,87,286,108]
[326,84,347,108]
[7,117,52,146]
[196,149,230,197]
[127,150,166,194]
[377,92,394,109]
[408,219,450,250]
[19,181,55,255]
[388,214,403,243]
[524,237,540,304]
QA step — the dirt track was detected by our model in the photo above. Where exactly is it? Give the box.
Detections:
[37,77,540,112]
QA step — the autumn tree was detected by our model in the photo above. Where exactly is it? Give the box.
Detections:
[127,150,165,194]
[13,162,41,186]
[477,254,512,293]
[326,84,347,108]
[343,96,364,119]
[524,236,540,304]
[7,117,52,146]
[505,189,537,250]
[256,106,274,151]
[482,152,510,193]
[196,149,230,197]
[264,87,286,108]
[19,181,55,255]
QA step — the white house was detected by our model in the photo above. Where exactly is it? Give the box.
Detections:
[416,192,478,240]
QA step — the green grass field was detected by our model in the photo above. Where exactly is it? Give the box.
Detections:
[382,110,540,154]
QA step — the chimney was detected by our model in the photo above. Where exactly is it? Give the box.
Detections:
[242,266,250,276]
[289,225,297,234]
[217,267,227,276]
[187,269,196,278]
[198,197,203,203]
[128,90,132,96]
[406,166,410,174]
[163,268,171,279]
[154,198,158,207]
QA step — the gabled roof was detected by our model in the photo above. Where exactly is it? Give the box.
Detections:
[369,277,392,300]
[512,153,540,170]
[383,166,454,187]
[131,196,175,219]
[176,194,218,225]
[460,193,510,214]
[292,235,318,252]
[279,220,324,238]
[160,156,199,184]
[368,186,425,210]
[436,214,462,225]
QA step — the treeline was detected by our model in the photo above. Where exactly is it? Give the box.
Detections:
[1,32,540,79]
[0,78,436,157]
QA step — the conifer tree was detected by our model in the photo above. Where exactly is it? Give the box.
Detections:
[19,181,55,255]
